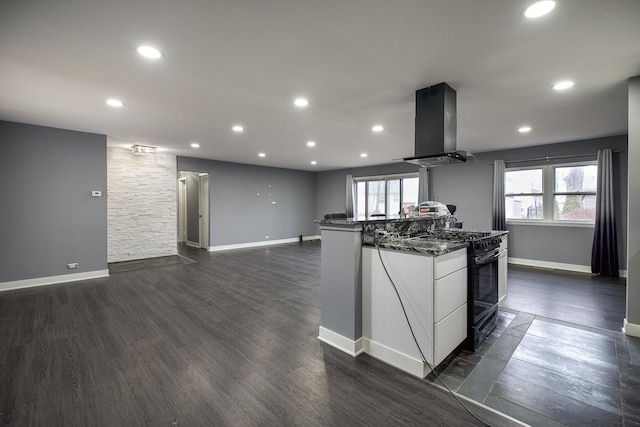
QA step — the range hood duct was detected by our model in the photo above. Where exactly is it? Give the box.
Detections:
[403,82,467,167]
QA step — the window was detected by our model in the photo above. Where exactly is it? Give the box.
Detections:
[355,174,419,219]
[505,162,597,223]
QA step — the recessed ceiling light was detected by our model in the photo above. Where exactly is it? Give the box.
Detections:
[232,125,244,132]
[106,99,124,107]
[258,152,266,158]
[137,45,162,59]
[360,153,368,158]
[310,161,317,165]
[294,98,309,108]
[524,1,556,18]
[307,141,316,147]
[518,126,532,133]
[372,125,384,132]
[191,142,200,148]
[553,80,575,90]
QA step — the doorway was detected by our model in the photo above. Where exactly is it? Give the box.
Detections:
[178,171,210,249]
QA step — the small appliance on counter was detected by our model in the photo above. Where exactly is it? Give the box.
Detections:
[417,201,451,216]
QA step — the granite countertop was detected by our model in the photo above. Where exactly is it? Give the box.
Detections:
[363,229,508,257]
[319,215,438,226]
[369,234,469,256]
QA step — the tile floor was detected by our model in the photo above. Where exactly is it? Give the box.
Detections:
[427,309,640,426]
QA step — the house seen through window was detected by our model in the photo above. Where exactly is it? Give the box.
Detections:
[505,163,597,222]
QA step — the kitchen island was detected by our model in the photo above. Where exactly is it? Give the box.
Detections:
[318,216,507,378]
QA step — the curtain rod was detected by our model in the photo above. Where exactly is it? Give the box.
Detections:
[489,150,619,165]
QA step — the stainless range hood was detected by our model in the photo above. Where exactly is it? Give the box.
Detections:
[403,82,467,167]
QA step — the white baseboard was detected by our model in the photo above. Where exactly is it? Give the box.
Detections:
[362,338,428,378]
[209,235,321,252]
[508,257,628,277]
[0,270,110,292]
[186,241,200,248]
[508,257,591,274]
[317,326,363,357]
[623,318,640,337]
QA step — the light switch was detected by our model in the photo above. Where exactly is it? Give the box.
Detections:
[92,191,102,197]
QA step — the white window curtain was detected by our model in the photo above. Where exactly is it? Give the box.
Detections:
[418,167,429,203]
[345,174,355,217]
[591,149,619,277]
[492,159,506,230]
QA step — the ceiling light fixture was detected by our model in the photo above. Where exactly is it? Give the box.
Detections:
[310,161,317,165]
[372,125,384,132]
[137,45,162,59]
[518,126,532,133]
[360,153,368,158]
[191,143,200,148]
[524,1,556,18]
[307,141,316,147]
[258,152,266,158]
[106,99,125,107]
[131,145,156,155]
[232,125,244,132]
[294,98,309,108]
[553,80,575,90]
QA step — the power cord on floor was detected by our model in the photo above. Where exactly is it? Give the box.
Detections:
[375,233,492,427]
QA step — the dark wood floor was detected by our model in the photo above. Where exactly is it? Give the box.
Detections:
[502,265,627,332]
[0,241,520,427]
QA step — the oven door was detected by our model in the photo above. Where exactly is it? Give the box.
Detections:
[470,249,499,324]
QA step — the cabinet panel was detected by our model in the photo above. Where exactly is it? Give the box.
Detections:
[434,267,467,323]
[434,248,467,279]
[498,249,508,301]
[434,303,467,366]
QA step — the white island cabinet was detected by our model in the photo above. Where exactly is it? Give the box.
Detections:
[362,246,468,378]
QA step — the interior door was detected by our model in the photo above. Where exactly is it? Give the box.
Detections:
[199,174,209,249]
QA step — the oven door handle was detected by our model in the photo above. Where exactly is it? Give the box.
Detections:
[471,249,500,265]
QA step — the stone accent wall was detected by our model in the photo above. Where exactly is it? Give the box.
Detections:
[107,148,177,263]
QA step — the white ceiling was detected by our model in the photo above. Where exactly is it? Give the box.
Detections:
[1,0,639,171]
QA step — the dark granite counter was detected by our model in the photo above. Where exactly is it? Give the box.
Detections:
[319,216,507,257]
[369,234,469,256]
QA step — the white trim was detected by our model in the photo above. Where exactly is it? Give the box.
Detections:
[508,257,591,273]
[186,241,200,248]
[0,270,109,292]
[623,318,640,337]
[208,235,321,252]
[507,220,594,228]
[509,257,628,277]
[317,326,364,356]
[362,338,428,378]
[354,172,419,181]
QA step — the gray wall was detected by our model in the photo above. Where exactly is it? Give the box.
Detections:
[430,135,628,269]
[628,76,640,326]
[0,121,107,282]
[316,135,628,269]
[177,156,317,246]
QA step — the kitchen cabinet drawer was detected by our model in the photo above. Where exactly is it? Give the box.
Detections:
[434,303,467,366]
[434,267,467,323]
[434,248,467,279]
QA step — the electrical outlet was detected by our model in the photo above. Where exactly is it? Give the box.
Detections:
[67,263,79,269]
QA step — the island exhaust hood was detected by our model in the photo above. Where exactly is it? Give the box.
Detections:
[403,82,467,167]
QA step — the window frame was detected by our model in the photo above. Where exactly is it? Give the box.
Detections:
[505,161,597,227]
[354,173,419,219]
